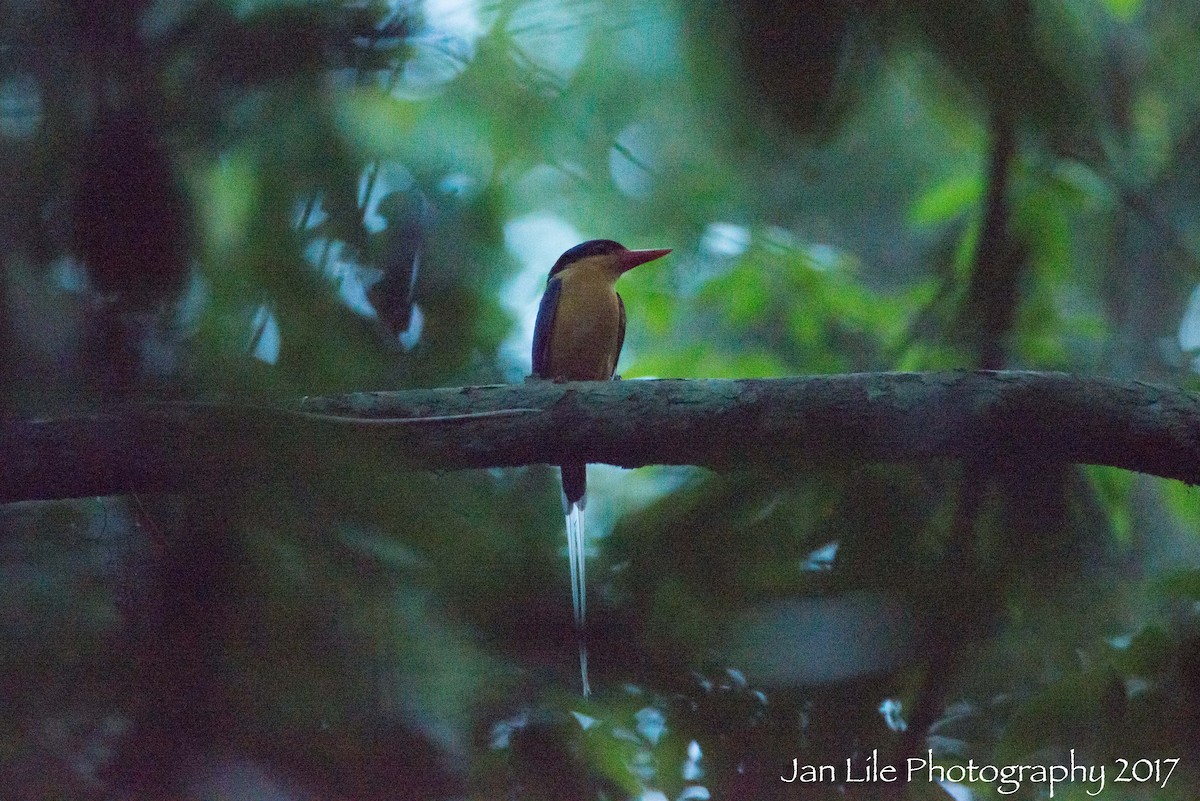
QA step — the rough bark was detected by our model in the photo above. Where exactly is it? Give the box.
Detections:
[3,370,1199,503]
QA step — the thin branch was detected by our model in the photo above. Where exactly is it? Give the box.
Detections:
[890,109,1021,799]
[962,108,1019,370]
[2,371,1200,503]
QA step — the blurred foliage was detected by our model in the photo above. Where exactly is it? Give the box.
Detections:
[2,0,1200,798]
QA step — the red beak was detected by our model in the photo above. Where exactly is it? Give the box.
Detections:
[619,248,671,273]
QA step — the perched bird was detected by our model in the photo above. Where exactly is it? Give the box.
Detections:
[531,239,672,506]
[531,239,670,696]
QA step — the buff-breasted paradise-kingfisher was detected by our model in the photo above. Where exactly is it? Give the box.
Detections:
[531,239,671,696]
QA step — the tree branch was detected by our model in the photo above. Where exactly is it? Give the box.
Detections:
[4,370,1199,503]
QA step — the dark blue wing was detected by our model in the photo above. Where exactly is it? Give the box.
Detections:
[531,277,562,378]
[615,292,626,371]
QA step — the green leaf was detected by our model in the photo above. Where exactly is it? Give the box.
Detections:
[1102,0,1142,21]
[335,88,419,157]
[909,172,982,226]
[1158,569,1200,601]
